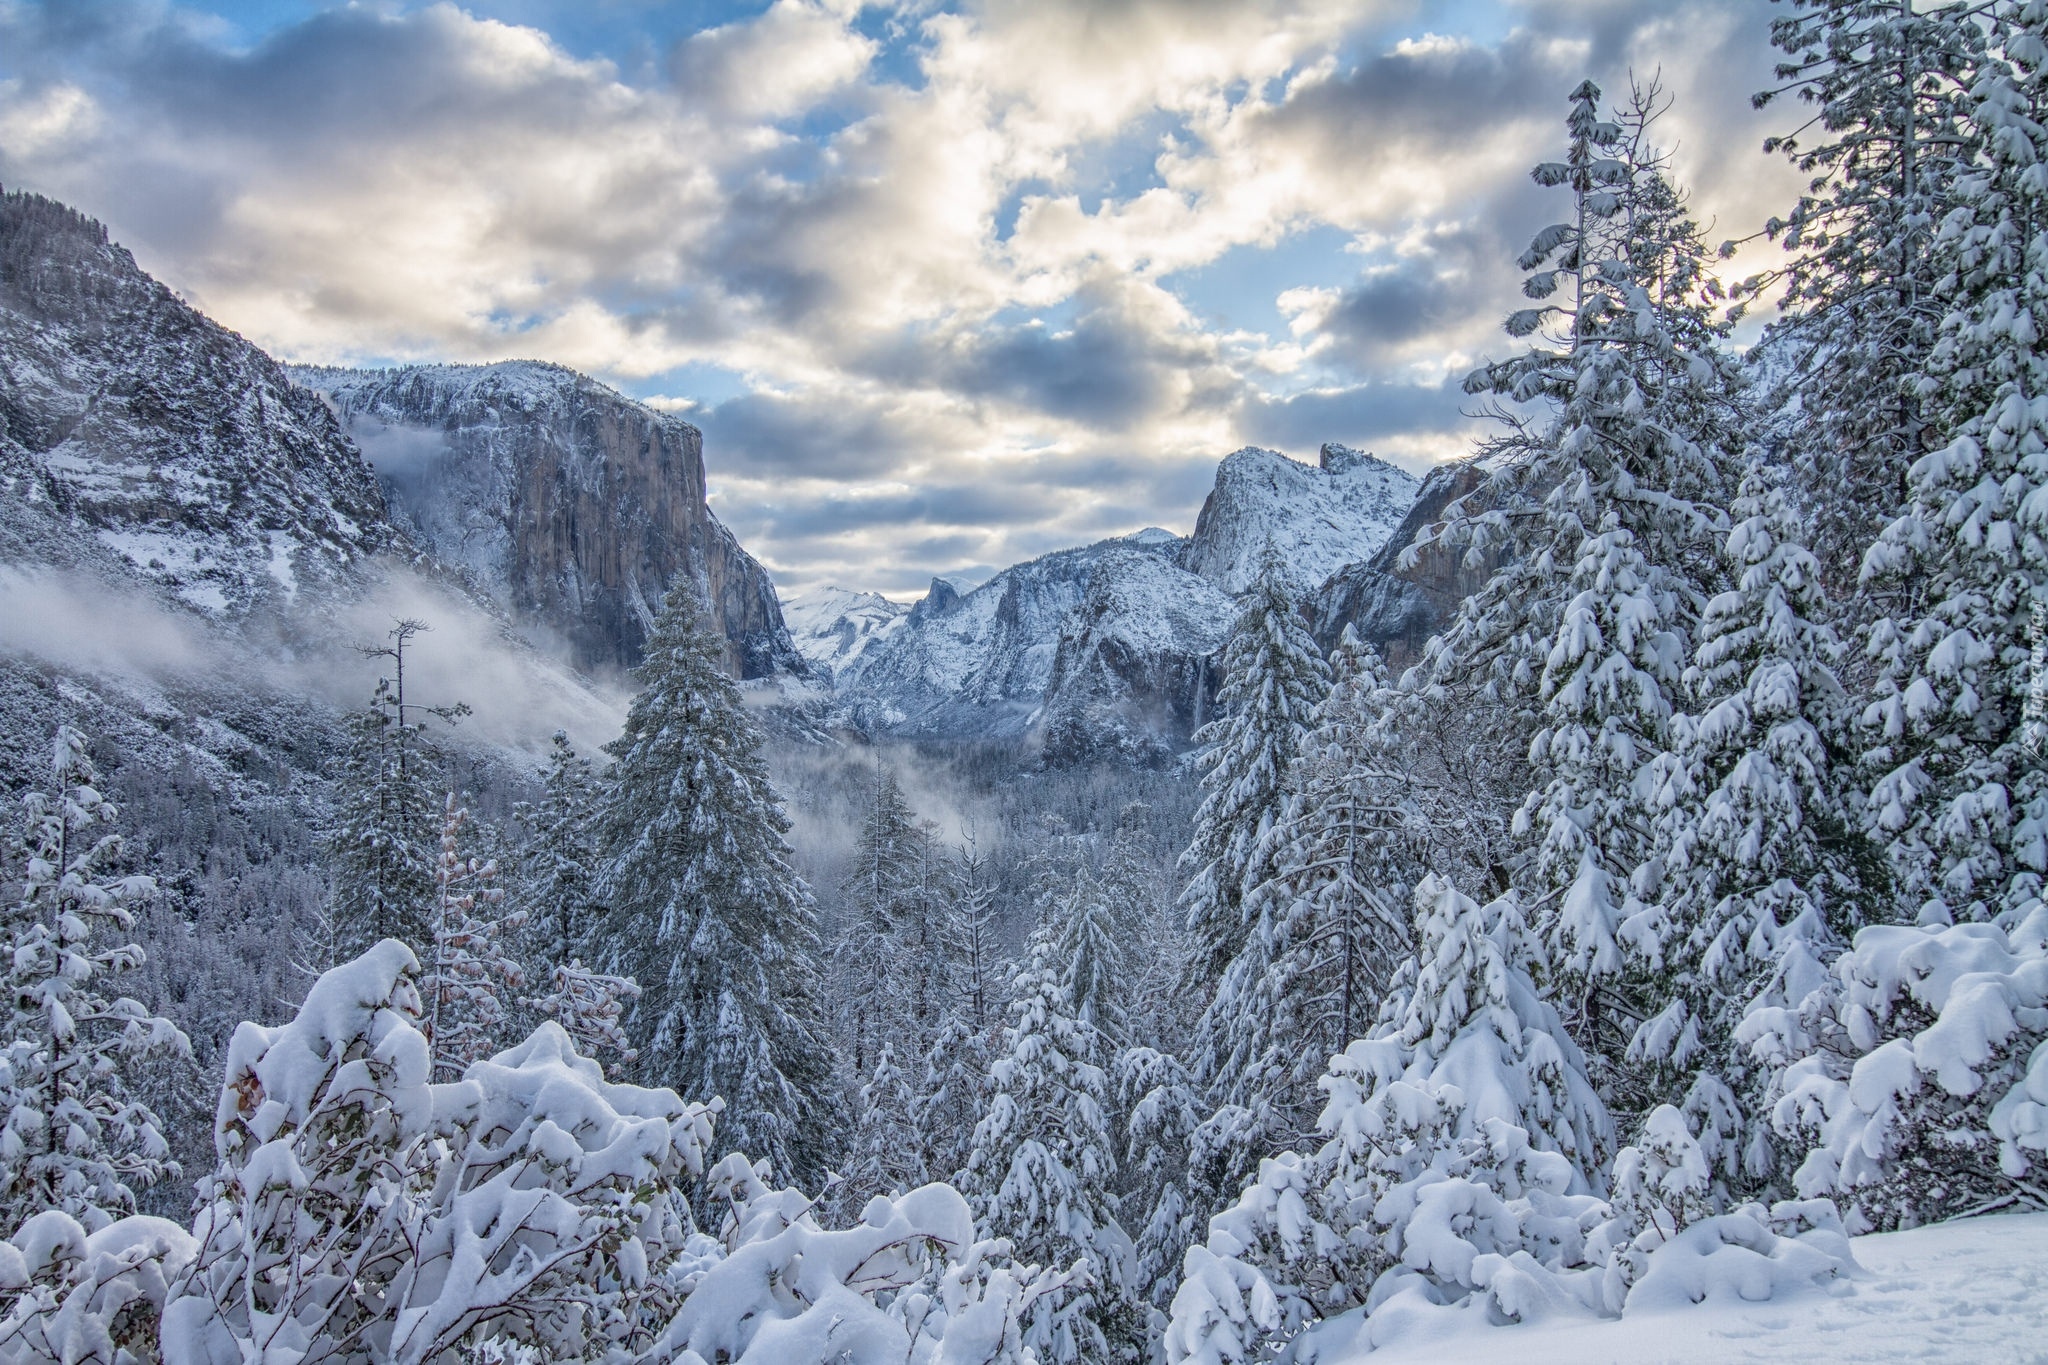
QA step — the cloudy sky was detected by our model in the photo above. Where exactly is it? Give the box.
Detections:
[0,0,1804,598]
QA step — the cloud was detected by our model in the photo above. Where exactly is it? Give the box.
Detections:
[0,0,1811,599]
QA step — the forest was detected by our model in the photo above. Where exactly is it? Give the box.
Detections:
[3,2,2047,1362]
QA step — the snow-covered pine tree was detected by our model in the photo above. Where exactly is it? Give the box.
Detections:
[589,582,836,1187]
[516,730,604,963]
[1747,0,1988,593]
[835,764,942,1080]
[837,1040,926,1214]
[326,620,467,959]
[1205,628,1414,1140]
[422,795,527,1079]
[1056,864,1127,1046]
[964,895,1139,1364]
[1167,876,1613,1360]
[1858,5,2048,929]
[1632,466,1871,1187]
[0,727,187,1232]
[1116,1045,1205,1340]
[1179,562,1331,993]
[1427,80,1739,1095]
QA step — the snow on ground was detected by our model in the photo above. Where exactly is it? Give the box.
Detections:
[1336,1213,2048,1364]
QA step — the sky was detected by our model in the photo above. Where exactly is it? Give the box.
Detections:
[0,0,1806,599]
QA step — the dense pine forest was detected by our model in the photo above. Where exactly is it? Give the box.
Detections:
[3,2,2047,1361]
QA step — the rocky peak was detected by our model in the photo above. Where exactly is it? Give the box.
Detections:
[295,361,806,680]
[1179,444,1419,597]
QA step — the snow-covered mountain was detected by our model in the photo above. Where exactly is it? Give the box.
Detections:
[814,445,1422,755]
[780,586,909,683]
[1179,443,1418,595]
[293,362,806,680]
[1,192,392,620]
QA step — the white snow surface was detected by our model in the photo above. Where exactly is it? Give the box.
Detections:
[1319,1212,2048,1364]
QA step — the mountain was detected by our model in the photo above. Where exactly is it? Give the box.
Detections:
[817,445,1421,755]
[1307,456,1512,669]
[293,362,806,680]
[1179,443,1418,595]
[1,191,391,619]
[780,586,909,684]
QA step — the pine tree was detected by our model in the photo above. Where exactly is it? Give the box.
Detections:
[1179,567,1330,990]
[1427,80,1740,1096]
[1169,877,1613,1358]
[835,764,941,1079]
[1747,0,1988,591]
[1633,467,1870,1185]
[324,679,442,958]
[1859,5,2048,929]
[0,727,187,1232]
[422,795,527,1079]
[964,905,1139,1364]
[837,1040,926,1212]
[1206,630,1414,1139]
[517,730,604,962]
[589,583,836,1186]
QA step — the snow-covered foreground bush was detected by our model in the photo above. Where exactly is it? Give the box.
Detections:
[1763,898,2048,1230]
[0,944,1060,1364]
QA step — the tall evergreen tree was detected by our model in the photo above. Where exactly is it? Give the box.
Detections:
[964,899,1139,1365]
[1859,5,2048,928]
[590,583,836,1185]
[1179,565,1331,991]
[0,727,187,1231]
[835,764,944,1079]
[1428,81,1739,1097]
[421,795,525,1080]
[516,730,604,962]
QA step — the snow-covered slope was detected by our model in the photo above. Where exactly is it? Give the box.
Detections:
[1323,1212,2048,1365]
[780,586,908,682]
[828,528,1234,748]
[0,191,391,619]
[294,361,807,680]
[1180,443,1418,596]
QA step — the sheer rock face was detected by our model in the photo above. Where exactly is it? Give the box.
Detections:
[0,191,391,617]
[1308,458,1507,669]
[295,362,806,680]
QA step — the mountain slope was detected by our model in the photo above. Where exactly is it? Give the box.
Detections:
[0,191,391,617]
[294,362,806,680]
[781,586,908,684]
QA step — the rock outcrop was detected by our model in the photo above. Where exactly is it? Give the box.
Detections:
[295,362,806,680]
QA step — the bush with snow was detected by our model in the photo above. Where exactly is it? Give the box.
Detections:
[1765,898,2048,1229]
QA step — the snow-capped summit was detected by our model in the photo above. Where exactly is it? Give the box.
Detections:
[780,586,908,682]
[1180,443,1419,596]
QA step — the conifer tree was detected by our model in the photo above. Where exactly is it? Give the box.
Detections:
[517,730,604,962]
[1425,81,1739,1090]
[590,583,836,1186]
[1205,630,1413,1139]
[326,621,467,960]
[0,727,187,1231]
[964,897,1139,1364]
[1633,468,1868,1182]
[1179,566,1330,990]
[1748,0,1987,589]
[835,764,941,1079]
[422,795,526,1079]
[1858,6,2048,928]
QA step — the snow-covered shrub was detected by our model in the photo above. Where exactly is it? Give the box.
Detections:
[1767,899,2048,1229]
[160,939,715,1363]
[648,1152,1066,1364]
[1592,1106,1853,1312]
[0,1210,194,1365]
